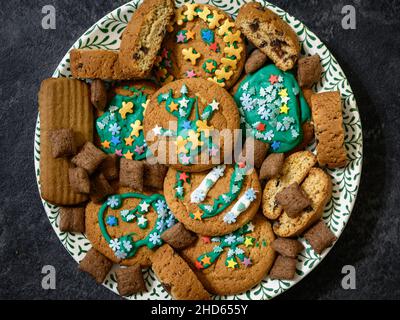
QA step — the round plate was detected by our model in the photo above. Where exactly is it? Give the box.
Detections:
[34,0,363,300]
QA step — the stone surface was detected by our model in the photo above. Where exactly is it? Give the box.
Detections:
[0,0,399,300]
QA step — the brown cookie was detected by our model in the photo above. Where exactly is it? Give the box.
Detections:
[151,244,211,300]
[85,187,176,267]
[119,0,175,78]
[181,214,275,296]
[39,78,93,206]
[154,4,246,89]
[116,265,147,296]
[143,78,240,172]
[164,164,261,236]
[236,2,300,71]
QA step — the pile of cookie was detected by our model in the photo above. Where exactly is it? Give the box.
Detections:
[38,0,347,300]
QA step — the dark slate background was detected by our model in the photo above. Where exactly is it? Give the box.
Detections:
[0,0,399,300]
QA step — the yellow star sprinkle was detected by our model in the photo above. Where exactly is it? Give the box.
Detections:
[130,120,143,137]
[125,137,134,146]
[101,140,110,149]
[215,68,234,81]
[224,46,243,59]
[227,258,238,269]
[198,7,211,22]
[169,101,179,112]
[201,255,211,266]
[119,101,134,119]
[218,19,235,36]
[182,47,201,65]
[205,61,215,73]
[183,4,198,21]
[193,210,203,221]
[175,136,189,154]
[279,89,288,97]
[280,104,289,114]
[186,30,195,41]
[244,237,254,247]
[221,57,238,70]
[196,120,214,138]
[208,10,225,29]
[187,130,204,150]
[124,151,133,160]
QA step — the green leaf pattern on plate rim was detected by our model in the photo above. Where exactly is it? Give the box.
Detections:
[34,0,363,300]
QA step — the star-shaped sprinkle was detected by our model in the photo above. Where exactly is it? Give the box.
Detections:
[244,236,254,247]
[125,137,134,146]
[111,136,121,146]
[134,145,145,155]
[280,104,289,114]
[205,61,215,73]
[124,151,133,160]
[242,257,252,267]
[227,258,238,269]
[179,172,189,182]
[186,30,195,40]
[209,146,219,157]
[101,140,110,149]
[161,48,169,58]
[210,99,219,111]
[257,123,266,132]
[180,154,191,165]
[153,125,162,136]
[238,161,246,169]
[209,42,218,52]
[247,222,255,232]
[202,236,211,244]
[195,261,204,270]
[115,149,122,157]
[139,202,150,212]
[271,141,281,151]
[186,70,197,78]
[179,97,189,108]
[169,101,178,112]
[180,84,188,95]
[119,101,134,119]
[280,95,290,104]
[193,210,203,220]
[269,74,279,84]
[278,89,288,97]
[137,215,147,226]
[106,216,118,227]
[175,136,189,154]
[181,120,192,130]
[176,32,186,43]
[187,130,204,150]
[201,255,211,266]
[130,120,143,137]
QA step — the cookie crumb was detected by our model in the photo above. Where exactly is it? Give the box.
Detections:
[304,220,336,254]
[79,248,113,283]
[116,265,147,296]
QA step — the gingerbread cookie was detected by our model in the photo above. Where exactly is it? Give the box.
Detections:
[164,162,261,236]
[143,78,240,172]
[154,4,246,89]
[96,83,156,161]
[234,64,311,153]
[180,214,275,296]
[85,187,177,267]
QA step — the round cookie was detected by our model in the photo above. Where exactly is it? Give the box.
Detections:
[233,64,311,153]
[180,214,276,295]
[164,162,261,236]
[95,82,157,161]
[85,187,177,267]
[154,4,246,89]
[143,78,240,172]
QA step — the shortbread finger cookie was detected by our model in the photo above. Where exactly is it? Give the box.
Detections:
[39,78,93,205]
[151,244,211,300]
[70,49,129,80]
[236,2,300,71]
[273,168,332,237]
[85,187,177,267]
[154,4,246,89]
[181,214,275,296]
[119,0,175,77]
[95,83,156,161]
[311,91,347,168]
[164,163,261,236]
[262,151,316,220]
[143,78,240,172]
